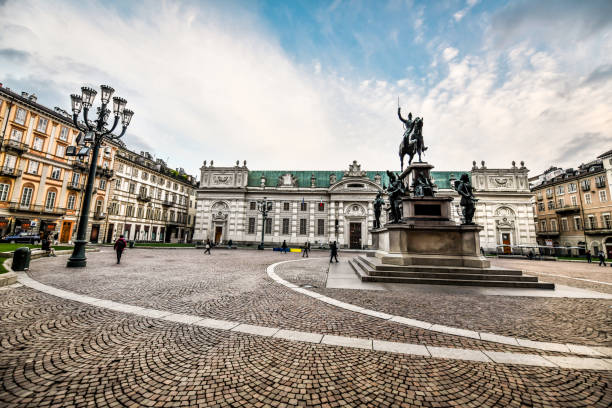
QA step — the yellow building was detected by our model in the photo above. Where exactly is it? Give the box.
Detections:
[0,85,115,242]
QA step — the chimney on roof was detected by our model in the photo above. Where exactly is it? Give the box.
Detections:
[21,91,29,98]
[28,94,37,102]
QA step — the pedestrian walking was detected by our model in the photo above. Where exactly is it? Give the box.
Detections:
[114,235,127,264]
[302,241,310,258]
[281,240,288,254]
[586,250,592,263]
[598,250,606,267]
[228,239,233,249]
[330,241,339,263]
[41,234,56,257]
[204,239,212,255]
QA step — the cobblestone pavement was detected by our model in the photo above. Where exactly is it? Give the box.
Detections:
[25,249,601,355]
[493,258,612,294]
[276,256,611,347]
[1,287,610,408]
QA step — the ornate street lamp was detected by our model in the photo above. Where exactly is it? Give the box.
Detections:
[256,197,273,250]
[66,84,133,267]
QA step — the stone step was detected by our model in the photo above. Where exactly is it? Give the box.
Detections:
[358,256,523,276]
[348,259,555,289]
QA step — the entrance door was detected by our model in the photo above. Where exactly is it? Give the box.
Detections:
[502,233,511,254]
[214,226,222,244]
[90,224,99,243]
[349,222,362,249]
[60,221,72,243]
[106,224,114,243]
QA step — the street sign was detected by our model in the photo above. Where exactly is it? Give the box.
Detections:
[545,239,553,246]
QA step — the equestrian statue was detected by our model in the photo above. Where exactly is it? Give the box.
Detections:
[398,106,427,170]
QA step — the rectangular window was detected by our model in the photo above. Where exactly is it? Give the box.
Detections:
[557,185,564,195]
[137,207,143,218]
[115,179,121,189]
[547,200,554,210]
[36,117,48,133]
[300,202,307,211]
[546,188,553,198]
[5,155,16,169]
[133,169,139,177]
[537,202,544,211]
[21,187,33,206]
[10,128,23,141]
[265,218,272,234]
[126,205,134,217]
[603,214,611,229]
[585,193,591,204]
[67,195,76,210]
[50,167,61,180]
[299,218,307,235]
[558,198,564,207]
[118,164,124,173]
[574,217,582,230]
[595,175,606,187]
[550,219,557,231]
[283,202,290,211]
[317,219,325,235]
[0,183,9,201]
[570,195,577,206]
[587,215,596,229]
[27,160,39,174]
[540,220,546,232]
[45,191,56,209]
[318,202,325,212]
[568,183,577,193]
[15,108,26,125]
[282,218,290,234]
[59,127,69,141]
[33,137,43,151]
[56,144,65,157]
[600,190,608,202]
[129,183,135,194]
[248,217,256,234]
[71,172,80,184]
[250,201,256,210]
[100,179,107,190]
[561,218,568,231]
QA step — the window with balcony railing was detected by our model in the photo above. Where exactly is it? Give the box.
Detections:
[568,183,577,193]
[581,180,591,191]
[547,200,554,210]
[595,175,606,188]
[603,214,611,229]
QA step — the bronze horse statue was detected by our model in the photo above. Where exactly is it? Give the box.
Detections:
[399,117,425,170]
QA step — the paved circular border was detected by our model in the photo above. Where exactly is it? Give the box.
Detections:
[266,258,612,357]
[4,256,612,371]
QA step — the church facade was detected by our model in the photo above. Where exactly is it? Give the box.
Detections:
[194,160,536,252]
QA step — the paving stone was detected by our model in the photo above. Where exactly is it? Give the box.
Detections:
[544,356,612,370]
[372,340,430,356]
[592,347,612,357]
[566,344,606,357]
[516,338,571,353]
[273,329,323,343]
[133,308,173,318]
[483,351,556,367]
[231,323,280,337]
[389,315,433,330]
[480,332,520,346]
[161,313,203,324]
[430,324,481,340]
[321,335,372,350]
[358,309,393,320]
[427,346,491,362]
[193,318,240,330]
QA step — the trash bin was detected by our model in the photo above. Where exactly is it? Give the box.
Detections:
[129,241,135,248]
[12,247,31,271]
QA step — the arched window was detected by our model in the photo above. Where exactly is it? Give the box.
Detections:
[67,195,76,210]
[45,190,57,209]
[21,184,34,207]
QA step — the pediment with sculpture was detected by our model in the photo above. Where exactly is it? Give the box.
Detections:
[277,173,299,187]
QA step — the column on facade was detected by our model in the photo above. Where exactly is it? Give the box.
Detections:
[308,199,315,241]
[24,116,35,145]
[273,200,280,242]
[34,164,49,206]
[338,201,345,246]
[328,201,336,243]
[291,201,297,241]
[367,201,373,246]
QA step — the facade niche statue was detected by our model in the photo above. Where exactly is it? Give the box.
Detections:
[386,170,404,224]
[373,191,385,229]
[455,173,478,224]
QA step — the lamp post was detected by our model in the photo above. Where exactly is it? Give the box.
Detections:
[66,85,133,267]
[256,197,273,250]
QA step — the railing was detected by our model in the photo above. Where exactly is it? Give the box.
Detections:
[8,202,66,215]
[72,161,89,172]
[0,166,22,177]
[67,181,84,191]
[555,205,580,214]
[137,194,151,202]
[584,225,612,234]
[596,179,606,188]
[581,182,591,191]
[546,192,553,199]
[162,200,174,207]
[93,212,106,220]
[2,139,29,153]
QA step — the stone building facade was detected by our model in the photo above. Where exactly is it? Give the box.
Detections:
[531,156,611,256]
[195,160,537,252]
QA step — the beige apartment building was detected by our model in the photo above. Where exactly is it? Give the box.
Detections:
[532,156,612,257]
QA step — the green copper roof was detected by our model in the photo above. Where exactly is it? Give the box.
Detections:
[248,170,468,189]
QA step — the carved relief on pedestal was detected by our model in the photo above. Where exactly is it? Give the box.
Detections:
[344,203,366,217]
[212,174,233,185]
[488,176,514,189]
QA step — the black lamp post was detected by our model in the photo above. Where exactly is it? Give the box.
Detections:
[257,197,273,250]
[66,85,133,267]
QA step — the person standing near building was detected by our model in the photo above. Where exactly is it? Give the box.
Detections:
[281,240,288,254]
[204,239,212,255]
[330,241,339,263]
[598,250,606,267]
[586,250,592,263]
[114,235,127,264]
[302,241,310,258]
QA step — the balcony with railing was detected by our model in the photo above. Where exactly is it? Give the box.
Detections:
[72,160,89,172]
[93,212,106,220]
[595,178,606,188]
[2,139,29,154]
[555,205,580,214]
[584,224,612,235]
[546,191,553,199]
[137,193,151,202]
[161,199,174,207]
[0,166,22,177]
[67,181,84,191]
[8,202,66,215]
[581,180,591,191]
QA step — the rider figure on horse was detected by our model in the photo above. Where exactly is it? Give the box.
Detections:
[398,107,428,169]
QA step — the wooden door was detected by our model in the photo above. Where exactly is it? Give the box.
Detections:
[60,221,72,243]
[90,225,99,243]
[106,224,114,243]
[214,226,222,244]
[349,222,362,249]
[502,233,511,254]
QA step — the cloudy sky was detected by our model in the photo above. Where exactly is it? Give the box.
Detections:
[0,0,611,177]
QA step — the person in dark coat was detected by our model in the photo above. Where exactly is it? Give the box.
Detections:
[586,250,592,263]
[330,241,339,263]
[598,250,606,267]
[302,241,310,258]
[114,235,127,264]
[281,240,288,254]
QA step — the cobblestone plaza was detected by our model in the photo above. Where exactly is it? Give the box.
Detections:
[1,249,610,407]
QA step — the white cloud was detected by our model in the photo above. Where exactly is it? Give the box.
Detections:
[0,0,610,177]
[454,0,480,22]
